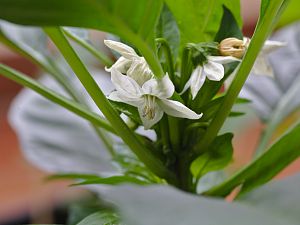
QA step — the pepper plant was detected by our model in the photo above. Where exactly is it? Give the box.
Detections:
[1,0,300,224]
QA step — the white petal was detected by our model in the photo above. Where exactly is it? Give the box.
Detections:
[179,76,192,95]
[262,40,286,54]
[108,91,143,107]
[105,56,131,74]
[190,66,206,100]
[108,91,123,102]
[243,37,251,47]
[127,57,153,86]
[142,74,174,99]
[207,56,241,64]
[104,40,138,59]
[158,99,202,119]
[224,68,238,90]
[111,68,142,98]
[138,100,164,129]
[203,61,224,81]
[252,56,274,77]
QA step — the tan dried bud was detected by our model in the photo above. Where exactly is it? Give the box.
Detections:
[219,37,246,58]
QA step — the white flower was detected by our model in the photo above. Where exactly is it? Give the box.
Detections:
[104,40,153,86]
[246,38,286,76]
[224,38,286,89]
[108,68,202,129]
[182,56,240,99]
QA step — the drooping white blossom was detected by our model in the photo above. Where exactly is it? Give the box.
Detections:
[224,38,286,89]
[182,56,240,99]
[247,38,286,76]
[108,68,202,129]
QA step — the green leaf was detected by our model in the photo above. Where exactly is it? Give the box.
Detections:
[0,0,165,77]
[229,111,245,117]
[156,4,180,58]
[277,0,299,27]
[191,133,233,179]
[0,0,161,42]
[109,100,142,124]
[214,6,243,42]
[205,123,300,197]
[101,185,296,225]
[67,197,106,225]
[239,174,300,224]
[164,0,242,44]
[48,172,149,186]
[47,173,102,181]
[77,212,121,225]
[73,175,149,186]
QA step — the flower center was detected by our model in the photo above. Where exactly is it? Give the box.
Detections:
[142,95,156,120]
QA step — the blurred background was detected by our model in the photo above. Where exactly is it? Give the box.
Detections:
[1,0,300,224]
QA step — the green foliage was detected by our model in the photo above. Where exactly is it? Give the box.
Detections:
[0,2,299,224]
[191,133,233,180]
[156,4,180,58]
[100,185,296,225]
[0,0,161,43]
[0,0,165,77]
[77,212,121,225]
[277,0,300,27]
[109,100,142,124]
[214,6,243,42]
[164,0,242,45]
[205,123,300,197]
[239,174,300,224]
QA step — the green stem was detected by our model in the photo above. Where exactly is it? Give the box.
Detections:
[155,38,180,154]
[194,0,285,154]
[44,27,176,183]
[0,64,115,134]
[179,45,193,91]
[0,32,78,101]
[155,38,175,80]
[160,116,170,151]
[63,28,113,67]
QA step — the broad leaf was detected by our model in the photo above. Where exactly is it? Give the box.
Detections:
[205,123,300,197]
[0,0,162,45]
[277,0,300,28]
[191,133,233,179]
[164,0,242,45]
[100,185,296,225]
[239,174,300,225]
[9,71,116,174]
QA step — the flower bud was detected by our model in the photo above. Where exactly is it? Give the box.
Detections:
[219,38,245,58]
